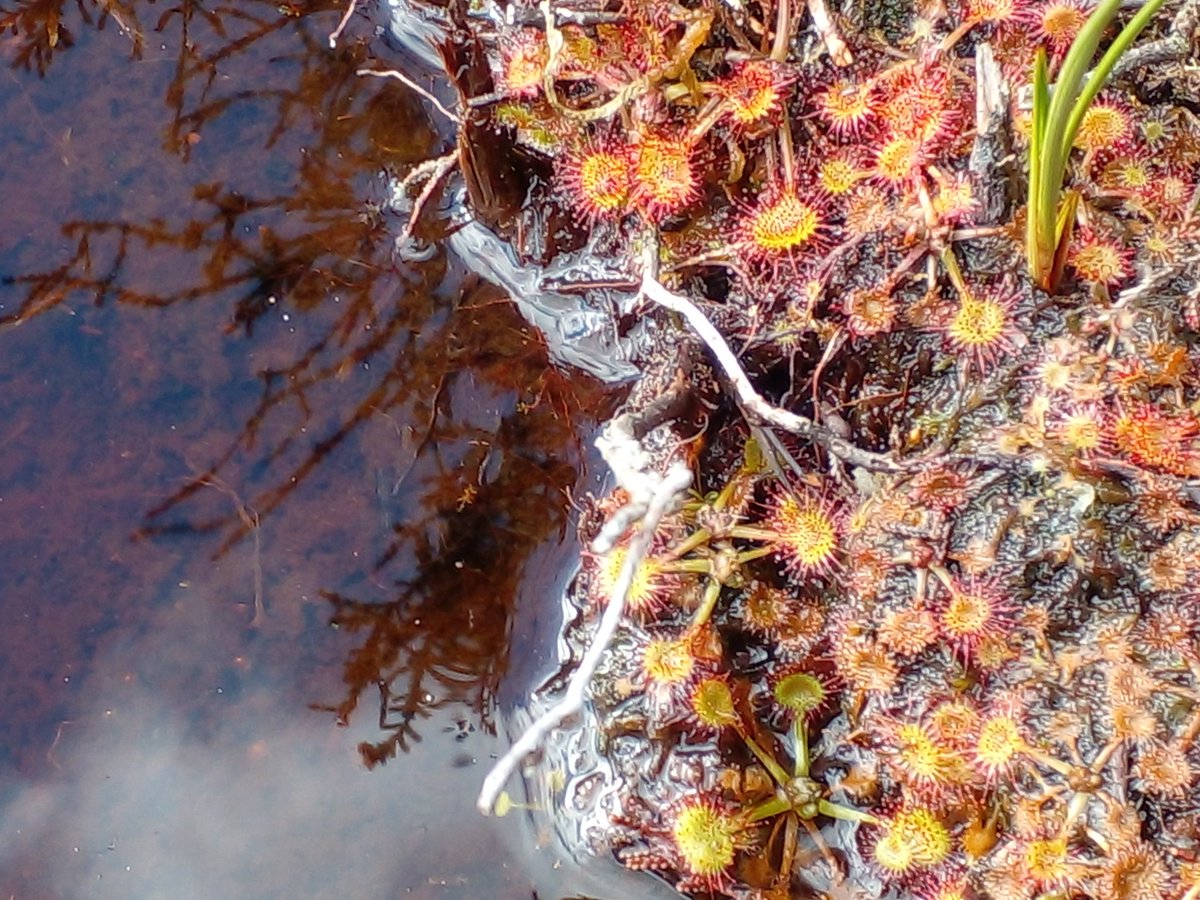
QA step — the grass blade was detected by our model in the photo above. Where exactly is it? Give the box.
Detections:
[1059,0,1169,160]
[1027,47,1050,283]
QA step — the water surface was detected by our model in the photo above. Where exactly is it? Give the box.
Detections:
[0,3,607,896]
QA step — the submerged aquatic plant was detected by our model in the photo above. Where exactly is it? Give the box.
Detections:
[1025,0,1166,292]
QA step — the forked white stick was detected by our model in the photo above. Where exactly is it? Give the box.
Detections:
[477,460,692,815]
[357,68,461,124]
[638,272,901,473]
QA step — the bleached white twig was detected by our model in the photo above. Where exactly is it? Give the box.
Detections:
[394,151,459,246]
[638,272,902,473]
[592,422,664,553]
[329,0,358,48]
[477,460,692,815]
[357,68,461,124]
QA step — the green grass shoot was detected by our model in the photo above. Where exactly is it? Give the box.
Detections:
[1025,0,1167,293]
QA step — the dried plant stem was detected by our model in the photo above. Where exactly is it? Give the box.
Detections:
[394,152,459,245]
[328,0,358,48]
[540,0,712,122]
[770,0,791,62]
[805,0,852,66]
[476,461,693,815]
[356,68,461,124]
[638,272,902,473]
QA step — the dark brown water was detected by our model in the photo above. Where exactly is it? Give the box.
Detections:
[0,3,610,896]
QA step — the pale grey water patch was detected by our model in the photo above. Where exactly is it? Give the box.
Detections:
[0,582,522,900]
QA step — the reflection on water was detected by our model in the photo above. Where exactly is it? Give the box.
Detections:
[0,2,610,896]
[0,585,532,898]
[2,1,421,324]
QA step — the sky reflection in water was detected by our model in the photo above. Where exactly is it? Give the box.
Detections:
[0,585,522,899]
